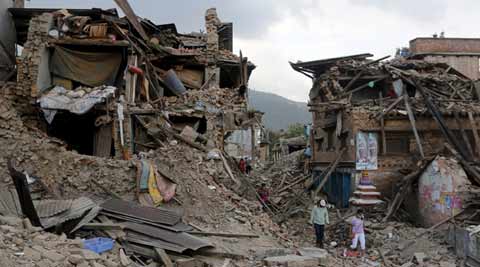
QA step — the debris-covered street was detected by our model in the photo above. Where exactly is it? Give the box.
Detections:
[0,0,480,266]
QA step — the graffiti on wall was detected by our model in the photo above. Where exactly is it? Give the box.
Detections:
[418,157,469,226]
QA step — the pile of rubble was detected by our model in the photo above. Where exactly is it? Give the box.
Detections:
[0,91,291,266]
[0,215,121,267]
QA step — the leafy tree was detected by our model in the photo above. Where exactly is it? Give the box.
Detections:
[284,123,305,138]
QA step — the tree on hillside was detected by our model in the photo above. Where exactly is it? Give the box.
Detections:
[284,123,305,139]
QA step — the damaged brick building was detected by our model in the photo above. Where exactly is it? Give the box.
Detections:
[5,3,262,161]
[291,52,480,217]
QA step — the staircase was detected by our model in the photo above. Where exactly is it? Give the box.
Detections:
[350,184,384,206]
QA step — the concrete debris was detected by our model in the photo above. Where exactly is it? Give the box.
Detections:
[263,255,318,267]
[0,1,479,267]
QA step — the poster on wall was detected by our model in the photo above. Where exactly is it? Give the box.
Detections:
[356,132,378,170]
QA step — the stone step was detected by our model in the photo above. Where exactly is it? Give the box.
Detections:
[353,191,381,196]
[356,184,378,191]
[349,197,384,206]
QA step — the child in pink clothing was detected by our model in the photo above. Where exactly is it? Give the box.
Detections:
[350,209,366,256]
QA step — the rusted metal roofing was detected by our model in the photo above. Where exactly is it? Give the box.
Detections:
[100,199,181,226]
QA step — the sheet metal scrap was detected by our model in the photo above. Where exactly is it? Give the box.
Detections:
[40,197,98,229]
[0,189,22,217]
[99,211,192,232]
[123,222,213,252]
[34,199,73,218]
[100,199,181,226]
[126,231,186,253]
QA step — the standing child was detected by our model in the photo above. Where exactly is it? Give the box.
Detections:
[310,199,329,248]
[350,209,366,257]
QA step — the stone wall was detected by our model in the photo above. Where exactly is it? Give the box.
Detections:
[16,13,53,99]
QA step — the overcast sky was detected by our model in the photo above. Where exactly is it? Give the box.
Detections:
[27,0,480,102]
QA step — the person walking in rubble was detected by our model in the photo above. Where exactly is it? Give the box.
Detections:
[257,183,270,209]
[310,199,329,248]
[350,209,366,257]
[239,158,246,174]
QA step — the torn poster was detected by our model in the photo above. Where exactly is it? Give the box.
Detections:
[356,131,378,170]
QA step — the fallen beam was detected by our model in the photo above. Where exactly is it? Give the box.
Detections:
[82,223,124,230]
[403,94,425,158]
[314,148,346,196]
[188,231,259,238]
[375,96,403,120]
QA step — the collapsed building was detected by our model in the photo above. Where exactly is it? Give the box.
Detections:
[0,2,289,266]
[291,51,480,215]
[5,3,262,161]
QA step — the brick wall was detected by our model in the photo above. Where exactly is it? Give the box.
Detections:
[410,38,480,54]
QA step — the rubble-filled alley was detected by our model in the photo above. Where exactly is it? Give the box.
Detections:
[1,0,480,267]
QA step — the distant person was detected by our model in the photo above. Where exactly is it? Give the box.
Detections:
[257,183,270,209]
[304,145,312,173]
[246,160,252,175]
[350,209,366,257]
[310,199,329,248]
[239,158,246,174]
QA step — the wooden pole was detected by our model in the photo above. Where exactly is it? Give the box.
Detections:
[375,96,403,120]
[314,148,346,196]
[403,94,425,158]
[379,92,387,155]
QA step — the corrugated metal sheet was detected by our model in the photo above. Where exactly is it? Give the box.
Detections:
[69,206,102,233]
[123,222,212,252]
[99,211,192,232]
[0,189,22,216]
[34,199,73,218]
[100,199,181,226]
[126,232,186,253]
[40,197,97,229]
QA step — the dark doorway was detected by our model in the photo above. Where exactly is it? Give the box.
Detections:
[46,111,97,155]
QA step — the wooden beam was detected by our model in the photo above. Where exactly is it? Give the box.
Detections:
[412,79,472,161]
[345,77,386,95]
[379,92,387,155]
[113,0,149,41]
[82,223,124,230]
[375,96,404,120]
[314,148,346,196]
[219,152,241,185]
[454,111,474,159]
[154,248,173,267]
[187,231,259,238]
[343,69,367,92]
[468,112,480,158]
[403,95,424,158]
